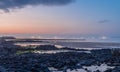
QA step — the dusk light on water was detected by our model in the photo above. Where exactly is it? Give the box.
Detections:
[0,0,120,72]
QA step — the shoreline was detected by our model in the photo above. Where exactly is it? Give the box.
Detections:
[0,44,120,72]
[0,38,120,72]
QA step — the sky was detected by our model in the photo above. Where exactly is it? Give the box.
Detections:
[0,0,120,36]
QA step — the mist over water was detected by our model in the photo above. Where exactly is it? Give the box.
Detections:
[1,34,120,43]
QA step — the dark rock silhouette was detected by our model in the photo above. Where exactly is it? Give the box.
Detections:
[0,39,120,71]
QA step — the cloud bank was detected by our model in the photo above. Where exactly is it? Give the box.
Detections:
[98,20,110,24]
[0,0,74,12]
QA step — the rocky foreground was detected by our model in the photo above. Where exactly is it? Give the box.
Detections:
[0,44,120,72]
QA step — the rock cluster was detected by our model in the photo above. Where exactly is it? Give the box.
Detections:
[0,44,120,72]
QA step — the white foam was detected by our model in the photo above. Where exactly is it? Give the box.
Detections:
[67,69,87,72]
[66,64,114,72]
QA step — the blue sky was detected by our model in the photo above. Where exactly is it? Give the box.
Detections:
[0,0,120,35]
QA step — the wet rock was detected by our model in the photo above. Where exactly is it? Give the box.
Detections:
[112,66,120,72]
[1,44,120,72]
[30,64,50,72]
[104,69,112,72]
[36,45,59,50]
[0,66,6,72]
[95,70,100,72]
[79,59,95,66]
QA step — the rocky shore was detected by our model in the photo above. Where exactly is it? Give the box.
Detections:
[0,43,120,72]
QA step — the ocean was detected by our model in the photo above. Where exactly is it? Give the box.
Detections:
[14,35,120,50]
